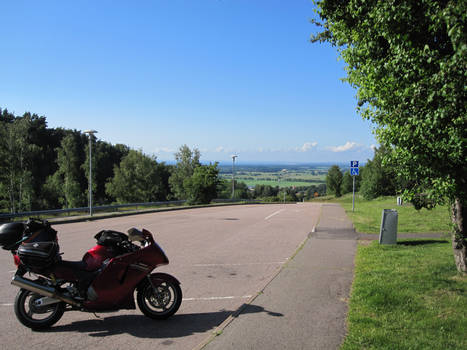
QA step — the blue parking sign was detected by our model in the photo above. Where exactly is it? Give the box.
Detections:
[350,160,359,168]
[350,167,359,176]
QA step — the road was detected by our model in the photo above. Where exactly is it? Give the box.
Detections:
[0,203,320,350]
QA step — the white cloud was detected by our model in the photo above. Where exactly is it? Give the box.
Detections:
[327,141,358,152]
[298,142,318,152]
[154,147,176,153]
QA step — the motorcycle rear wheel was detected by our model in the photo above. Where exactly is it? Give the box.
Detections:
[137,278,182,319]
[14,289,65,330]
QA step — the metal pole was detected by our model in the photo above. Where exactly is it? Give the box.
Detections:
[352,175,355,212]
[231,155,237,199]
[84,130,97,216]
[281,169,287,204]
[89,136,92,216]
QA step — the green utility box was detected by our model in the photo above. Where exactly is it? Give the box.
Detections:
[379,209,398,244]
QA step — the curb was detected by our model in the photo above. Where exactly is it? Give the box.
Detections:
[194,204,323,350]
[193,232,313,350]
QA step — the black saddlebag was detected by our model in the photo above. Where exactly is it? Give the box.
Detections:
[17,242,60,270]
[0,222,25,250]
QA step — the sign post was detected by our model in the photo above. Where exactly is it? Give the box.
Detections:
[350,161,359,212]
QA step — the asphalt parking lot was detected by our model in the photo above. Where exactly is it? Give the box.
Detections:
[0,203,320,350]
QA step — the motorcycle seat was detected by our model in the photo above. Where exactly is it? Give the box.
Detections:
[58,260,93,272]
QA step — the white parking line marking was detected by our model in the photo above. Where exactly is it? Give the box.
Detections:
[264,209,285,220]
[0,303,13,306]
[183,295,252,301]
[193,261,286,267]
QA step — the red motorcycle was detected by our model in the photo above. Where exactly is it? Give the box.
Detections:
[0,218,182,330]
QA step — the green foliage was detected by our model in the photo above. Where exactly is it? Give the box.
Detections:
[217,180,251,199]
[169,145,201,200]
[360,146,397,200]
[91,142,130,204]
[313,0,466,207]
[105,150,167,203]
[253,184,279,198]
[52,133,86,208]
[342,171,353,194]
[183,163,220,205]
[0,112,44,212]
[326,165,343,197]
[313,0,467,271]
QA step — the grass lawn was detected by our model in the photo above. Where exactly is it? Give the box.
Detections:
[342,240,467,350]
[332,194,451,234]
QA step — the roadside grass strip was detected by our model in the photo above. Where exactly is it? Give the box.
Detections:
[334,194,451,234]
[342,240,467,350]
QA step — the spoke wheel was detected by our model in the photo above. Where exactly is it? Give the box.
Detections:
[14,289,65,330]
[137,279,182,319]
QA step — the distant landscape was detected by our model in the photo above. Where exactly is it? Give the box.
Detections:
[218,163,347,188]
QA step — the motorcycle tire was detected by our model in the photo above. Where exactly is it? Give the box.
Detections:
[14,289,65,330]
[137,278,182,320]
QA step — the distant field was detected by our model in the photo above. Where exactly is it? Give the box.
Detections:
[233,179,323,188]
[219,164,329,188]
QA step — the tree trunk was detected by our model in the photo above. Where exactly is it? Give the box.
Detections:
[452,198,467,274]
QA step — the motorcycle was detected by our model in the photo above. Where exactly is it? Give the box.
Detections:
[0,218,182,330]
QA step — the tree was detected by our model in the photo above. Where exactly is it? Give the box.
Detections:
[326,165,343,197]
[218,180,251,199]
[89,142,129,205]
[313,0,467,272]
[0,114,40,212]
[105,150,166,203]
[169,145,201,199]
[360,146,397,200]
[183,163,220,205]
[51,133,86,208]
[342,172,353,195]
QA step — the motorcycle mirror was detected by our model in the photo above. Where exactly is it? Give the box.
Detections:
[127,228,144,242]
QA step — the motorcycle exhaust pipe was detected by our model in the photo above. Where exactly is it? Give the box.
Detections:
[11,275,81,307]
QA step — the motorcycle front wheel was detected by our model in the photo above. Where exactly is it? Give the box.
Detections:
[137,278,182,319]
[14,289,65,330]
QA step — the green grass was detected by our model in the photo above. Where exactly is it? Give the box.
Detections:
[331,194,451,234]
[342,240,467,350]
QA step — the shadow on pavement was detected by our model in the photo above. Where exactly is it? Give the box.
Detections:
[42,304,282,338]
[398,239,449,246]
[234,304,284,318]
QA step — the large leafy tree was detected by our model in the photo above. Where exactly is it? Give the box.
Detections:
[48,133,86,208]
[360,146,397,200]
[85,142,130,205]
[105,150,167,203]
[169,145,201,199]
[326,165,343,197]
[183,163,220,205]
[313,0,467,272]
[1,116,37,212]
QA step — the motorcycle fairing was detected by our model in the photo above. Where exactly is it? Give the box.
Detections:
[83,242,169,310]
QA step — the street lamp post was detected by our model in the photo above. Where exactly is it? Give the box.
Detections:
[281,169,287,203]
[84,130,97,216]
[231,155,238,199]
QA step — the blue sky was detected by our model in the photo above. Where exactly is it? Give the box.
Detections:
[1,0,377,164]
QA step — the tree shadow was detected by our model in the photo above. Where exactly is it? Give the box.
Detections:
[398,240,449,246]
[40,304,282,338]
